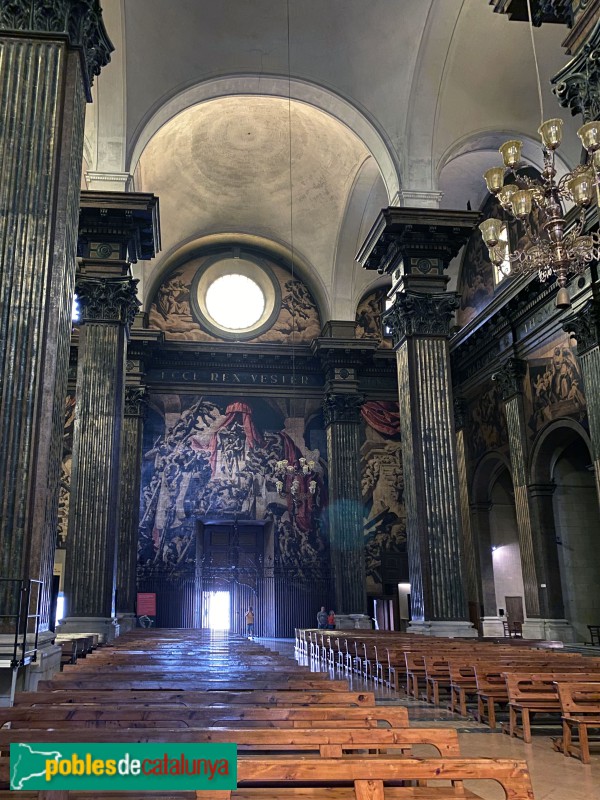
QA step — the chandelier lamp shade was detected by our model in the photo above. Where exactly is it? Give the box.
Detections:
[479,119,600,309]
[275,458,317,498]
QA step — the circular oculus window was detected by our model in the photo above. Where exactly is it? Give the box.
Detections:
[191,254,281,340]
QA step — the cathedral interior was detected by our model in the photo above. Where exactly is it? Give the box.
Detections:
[2,2,600,793]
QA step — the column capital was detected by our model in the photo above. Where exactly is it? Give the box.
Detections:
[552,17,600,121]
[383,292,459,347]
[0,0,113,101]
[124,386,148,418]
[453,396,469,431]
[563,298,600,355]
[75,276,140,328]
[322,393,363,427]
[492,357,528,400]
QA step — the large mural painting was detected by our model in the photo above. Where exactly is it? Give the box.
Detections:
[468,380,508,462]
[139,394,328,581]
[525,335,587,435]
[360,401,406,591]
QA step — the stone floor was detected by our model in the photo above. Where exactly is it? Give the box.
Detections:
[259,637,600,800]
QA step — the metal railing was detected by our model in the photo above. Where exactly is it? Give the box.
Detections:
[0,578,42,667]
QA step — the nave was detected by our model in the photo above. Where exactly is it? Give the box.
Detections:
[1,629,600,798]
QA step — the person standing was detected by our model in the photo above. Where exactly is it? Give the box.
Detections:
[245,606,255,639]
[326,610,336,630]
[317,606,328,629]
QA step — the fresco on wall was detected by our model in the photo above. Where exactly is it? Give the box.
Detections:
[526,337,587,434]
[360,401,406,589]
[149,258,321,344]
[57,394,76,547]
[139,394,328,580]
[355,289,393,349]
[457,196,498,328]
[468,381,508,461]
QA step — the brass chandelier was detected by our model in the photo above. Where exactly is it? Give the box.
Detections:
[275,459,317,498]
[478,0,600,309]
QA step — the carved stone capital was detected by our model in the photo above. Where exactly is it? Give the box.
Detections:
[383,292,459,347]
[491,0,573,26]
[124,386,148,418]
[491,357,528,400]
[0,0,113,101]
[552,18,600,121]
[322,393,363,427]
[453,396,469,431]
[76,276,140,329]
[563,298,600,354]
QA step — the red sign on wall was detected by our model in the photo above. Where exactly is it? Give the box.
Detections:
[136,592,156,616]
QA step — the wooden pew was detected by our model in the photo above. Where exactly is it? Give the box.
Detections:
[36,677,350,691]
[13,689,375,707]
[556,681,600,763]
[504,672,600,743]
[1,705,408,730]
[0,756,534,800]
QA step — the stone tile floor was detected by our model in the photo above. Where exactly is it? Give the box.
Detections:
[259,637,600,800]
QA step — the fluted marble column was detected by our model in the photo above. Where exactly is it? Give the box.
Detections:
[323,394,367,616]
[492,358,540,618]
[454,397,481,627]
[386,294,472,633]
[0,3,111,635]
[62,276,139,640]
[116,387,148,631]
[564,299,600,507]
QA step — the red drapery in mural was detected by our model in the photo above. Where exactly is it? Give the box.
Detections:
[361,400,400,438]
[190,401,265,471]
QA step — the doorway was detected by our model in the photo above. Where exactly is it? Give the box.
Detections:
[202,590,231,630]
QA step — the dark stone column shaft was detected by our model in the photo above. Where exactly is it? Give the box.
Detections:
[454,401,481,616]
[0,12,110,628]
[64,277,138,620]
[493,359,540,617]
[323,394,367,615]
[394,329,468,621]
[116,388,147,616]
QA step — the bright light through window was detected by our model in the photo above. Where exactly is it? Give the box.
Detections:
[206,274,265,330]
[493,224,511,284]
[72,294,80,322]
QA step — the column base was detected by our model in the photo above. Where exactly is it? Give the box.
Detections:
[335,614,373,630]
[0,631,62,706]
[522,618,575,643]
[116,613,137,634]
[407,620,479,638]
[481,616,506,637]
[58,617,120,643]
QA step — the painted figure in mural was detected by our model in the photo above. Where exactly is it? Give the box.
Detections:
[245,606,255,639]
[317,606,328,629]
[529,345,586,431]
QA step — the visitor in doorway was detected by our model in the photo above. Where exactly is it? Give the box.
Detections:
[317,606,328,629]
[326,610,336,630]
[245,606,255,639]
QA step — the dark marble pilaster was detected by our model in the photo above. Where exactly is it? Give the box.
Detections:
[564,299,600,504]
[0,2,111,630]
[389,295,469,624]
[492,358,541,617]
[63,276,139,635]
[116,387,147,625]
[454,398,481,619]
[470,503,497,617]
[322,393,367,615]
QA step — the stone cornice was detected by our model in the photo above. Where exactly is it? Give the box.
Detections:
[0,0,113,101]
[490,0,573,26]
